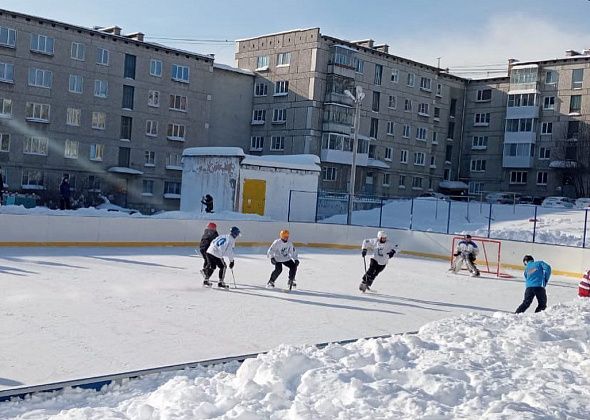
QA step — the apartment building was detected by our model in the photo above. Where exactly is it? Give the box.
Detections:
[235,28,466,197]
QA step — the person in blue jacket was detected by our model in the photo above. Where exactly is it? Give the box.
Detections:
[515,255,551,313]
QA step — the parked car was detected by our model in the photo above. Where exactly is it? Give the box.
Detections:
[575,198,590,209]
[485,192,518,204]
[541,196,575,208]
[517,195,535,204]
[416,192,450,201]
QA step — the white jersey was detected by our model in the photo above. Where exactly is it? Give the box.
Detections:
[455,240,479,257]
[207,234,236,262]
[361,238,396,266]
[267,239,298,263]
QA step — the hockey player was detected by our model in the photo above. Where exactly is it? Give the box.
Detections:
[359,231,397,292]
[199,222,218,275]
[267,230,299,289]
[203,226,240,288]
[516,255,551,313]
[450,234,480,277]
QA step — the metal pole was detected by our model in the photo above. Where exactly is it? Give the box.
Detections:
[409,198,414,230]
[446,200,452,234]
[435,196,439,219]
[287,190,292,222]
[347,98,361,225]
[583,209,588,248]
[379,198,384,227]
[487,203,492,238]
[466,197,470,223]
[314,191,320,222]
[532,205,538,243]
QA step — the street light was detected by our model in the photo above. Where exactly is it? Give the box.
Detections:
[344,86,365,225]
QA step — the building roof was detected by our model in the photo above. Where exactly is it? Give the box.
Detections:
[0,8,214,62]
[183,147,246,157]
[235,28,319,42]
[213,63,255,76]
[242,155,321,172]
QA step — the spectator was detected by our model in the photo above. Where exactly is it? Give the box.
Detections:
[201,194,214,213]
[59,175,71,210]
[579,270,590,297]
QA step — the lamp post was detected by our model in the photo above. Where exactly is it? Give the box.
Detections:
[345,86,365,225]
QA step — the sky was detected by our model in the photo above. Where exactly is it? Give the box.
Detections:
[3,0,590,77]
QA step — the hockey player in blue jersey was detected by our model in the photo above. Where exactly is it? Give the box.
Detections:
[515,255,551,313]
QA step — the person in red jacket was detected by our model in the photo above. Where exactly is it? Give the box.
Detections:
[579,270,590,297]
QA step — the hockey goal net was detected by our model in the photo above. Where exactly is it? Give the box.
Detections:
[450,236,512,278]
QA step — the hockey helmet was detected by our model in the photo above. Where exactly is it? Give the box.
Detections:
[230,226,241,238]
[280,229,290,240]
[377,230,388,241]
[464,234,472,240]
[207,222,217,230]
[523,255,534,265]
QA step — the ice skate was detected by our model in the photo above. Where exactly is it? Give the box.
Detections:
[218,280,229,289]
[203,279,212,287]
[267,280,275,288]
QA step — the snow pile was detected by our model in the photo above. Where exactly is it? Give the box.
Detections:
[2,300,590,419]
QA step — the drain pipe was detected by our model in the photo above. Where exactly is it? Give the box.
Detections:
[456,79,469,183]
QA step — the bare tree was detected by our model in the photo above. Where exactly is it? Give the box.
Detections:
[552,121,590,197]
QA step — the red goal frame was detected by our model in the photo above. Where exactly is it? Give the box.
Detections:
[450,236,512,278]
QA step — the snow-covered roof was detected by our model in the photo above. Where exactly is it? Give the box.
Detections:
[183,147,246,158]
[108,167,144,175]
[235,28,318,42]
[213,63,255,76]
[439,181,469,189]
[241,154,321,172]
[366,159,390,169]
[549,160,577,169]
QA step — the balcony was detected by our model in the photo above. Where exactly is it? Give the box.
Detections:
[502,155,534,168]
[324,92,353,107]
[504,131,536,143]
[327,63,356,79]
[506,106,539,119]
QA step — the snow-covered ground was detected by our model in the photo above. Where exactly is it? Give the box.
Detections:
[0,246,582,418]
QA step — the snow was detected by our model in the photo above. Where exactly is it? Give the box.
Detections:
[366,158,390,169]
[182,147,246,158]
[213,63,255,76]
[241,155,321,172]
[0,243,583,418]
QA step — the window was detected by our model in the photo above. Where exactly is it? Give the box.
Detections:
[568,120,580,139]
[25,102,50,122]
[272,108,287,123]
[506,118,535,132]
[148,90,160,107]
[407,73,415,87]
[384,147,393,161]
[418,103,429,116]
[71,42,85,61]
[249,136,264,151]
[510,171,528,185]
[167,123,185,140]
[146,120,158,136]
[474,113,490,126]
[416,127,427,140]
[68,74,83,93]
[64,139,79,159]
[545,70,557,84]
[124,54,136,79]
[570,95,582,113]
[430,156,436,168]
[412,176,423,189]
[0,133,10,152]
[445,144,453,162]
[255,82,268,96]
[420,77,432,91]
[144,150,155,166]
[404,99,412,112]
[447,121,455,139]
[504,143,534,159]
[92,112,106,130]
[30,34,54,55]
[399,174,406,188]
[24,136,48,155]
[96,48,109,65]
[0,62,14,83]
[322,167,337,181]
[386,121,395,136]
[434,107,440,120]
[171,64,189,82]
[543,96,555,110]
[472,136,488,149]
[383,173,391,187]
[470,159,486,172]
[566,144,577,160]
[436,83,443,97]
[432,132,438,144]
[28,68,52,88]
[400,149,408,163]
[353,57,364,73]
[539,147,550,160]
[391,69,398,83]
[120,116,133,140]
[66,108,81,126]
[572,68,584,89]
[142,180,154,195]
[370,118,379,138]
[169,94,188,111]
[271,136,285,151]
[164,181,181,195]
[372,91,380,112]
[443,168,451,181]
[0,26,16,48]
[277,52,291,66]
[414,152,425,166]
[541,122,553,135]
[118,147,131,167]
[0,98,12,117]
[166,152,182,168]
[374,64,383,85]
[368,145,377,159]
[274,80,289,96]
[94,79,108,98]
[22,169,44,188]
[89,144,104,161]
[256,55,269,70]
[252,109,266,124]
[536,171,548,185]
[388,95,396,109]
[449,98,457,117]
[150,59,162,77]
[403,124,411,138]
[476,89,492,102]
[468,182,484,194]
[122,85,135,109]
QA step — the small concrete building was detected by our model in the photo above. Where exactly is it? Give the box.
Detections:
[180,147,320,221]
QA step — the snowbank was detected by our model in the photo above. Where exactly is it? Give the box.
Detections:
[2,299,589,419]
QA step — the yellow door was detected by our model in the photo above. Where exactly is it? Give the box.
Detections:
[242,179,266,215]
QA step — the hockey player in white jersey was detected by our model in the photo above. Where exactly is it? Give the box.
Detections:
[450,234,480,277]
[204,226,240,288]
[267,230,299,289]
[359,230,397,292]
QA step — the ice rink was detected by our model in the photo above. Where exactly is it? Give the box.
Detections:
[0,246,578,392]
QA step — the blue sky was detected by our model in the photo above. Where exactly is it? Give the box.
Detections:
[3,0,590,75]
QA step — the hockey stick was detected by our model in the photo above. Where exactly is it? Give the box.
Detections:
[230,268,237,289]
